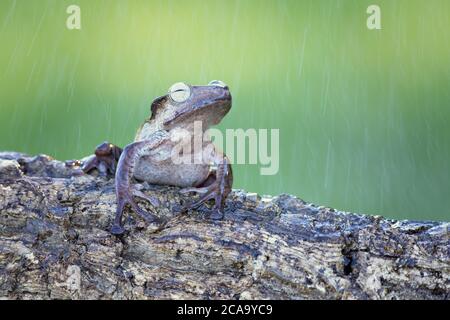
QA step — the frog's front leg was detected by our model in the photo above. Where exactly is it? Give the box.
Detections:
[181,152,233,220]
[82,142,122,176]
[111,132,168,235]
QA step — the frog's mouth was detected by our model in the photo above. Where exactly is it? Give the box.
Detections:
[163,98,231,129]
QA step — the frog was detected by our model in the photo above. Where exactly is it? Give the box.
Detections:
[82,80,233,235]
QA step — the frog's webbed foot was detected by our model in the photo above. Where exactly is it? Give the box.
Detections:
[82,141,122,176]
[111,188,161,235]
[184,189,225,220]
[181,155,233,220]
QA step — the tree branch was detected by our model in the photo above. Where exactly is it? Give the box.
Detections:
[0,151,448,299]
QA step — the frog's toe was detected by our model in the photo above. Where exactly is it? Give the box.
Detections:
[132,188,160,207]
[185,191,215,210]
[209,209,224,220]
[110,223,125,235]
[130,200,160,224]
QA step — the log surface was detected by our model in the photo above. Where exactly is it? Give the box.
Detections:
[0,151,448,300]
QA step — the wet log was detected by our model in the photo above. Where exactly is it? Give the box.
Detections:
[0,151,448,300]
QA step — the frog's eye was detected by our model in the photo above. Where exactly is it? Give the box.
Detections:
[208,80,227,88]
[168,82,191,103]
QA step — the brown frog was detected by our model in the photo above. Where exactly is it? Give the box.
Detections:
[82,81,233,235]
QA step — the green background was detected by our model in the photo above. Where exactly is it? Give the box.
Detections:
[1,0,449,221]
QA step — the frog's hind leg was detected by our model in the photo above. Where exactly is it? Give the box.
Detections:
[179,170,217,194]
[179,186,209,195]
[82,141,122,176]
[182,154,233,220]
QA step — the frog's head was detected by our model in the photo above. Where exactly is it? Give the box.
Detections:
[149,80,231,131]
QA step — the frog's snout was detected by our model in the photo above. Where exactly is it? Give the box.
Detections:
[208,80,231,101]
[213,85,232,104]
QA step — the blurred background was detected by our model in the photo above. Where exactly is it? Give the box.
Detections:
[1,0,449,221]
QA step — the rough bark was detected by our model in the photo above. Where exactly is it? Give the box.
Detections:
[0,151,448,300]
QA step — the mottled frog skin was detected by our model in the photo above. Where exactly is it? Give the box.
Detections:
[82,81,233,234]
